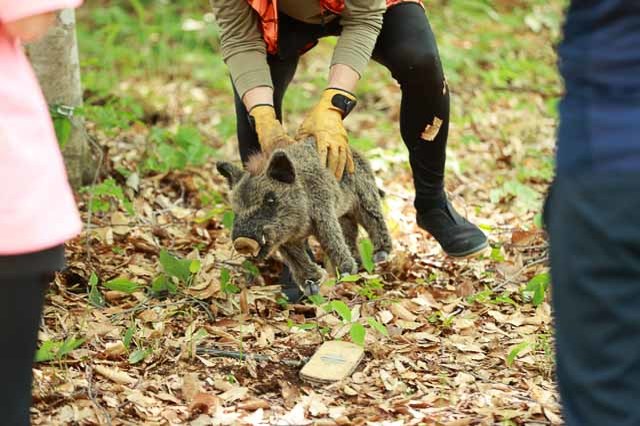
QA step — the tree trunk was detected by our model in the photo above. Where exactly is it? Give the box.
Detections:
[27,9,94,188]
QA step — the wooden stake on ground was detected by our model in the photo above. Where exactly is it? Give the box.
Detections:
[299,341,365,384]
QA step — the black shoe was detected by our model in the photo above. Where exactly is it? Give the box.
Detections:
[417,199,488,257]
[279,266,305,303]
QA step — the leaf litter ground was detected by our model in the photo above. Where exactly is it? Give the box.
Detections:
[32,1,565,424]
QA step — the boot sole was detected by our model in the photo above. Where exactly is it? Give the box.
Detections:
[445,240,490,259]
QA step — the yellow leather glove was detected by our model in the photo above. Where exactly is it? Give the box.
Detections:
[249,105,296,152]
[297,88,357,180]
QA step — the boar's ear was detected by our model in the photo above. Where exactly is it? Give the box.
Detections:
[266,150,295,184]
[216,162,244,188]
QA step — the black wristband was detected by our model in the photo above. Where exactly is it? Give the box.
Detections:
[330,93,357,119]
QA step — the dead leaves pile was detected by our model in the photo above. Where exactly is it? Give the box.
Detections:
[31,156,559,425]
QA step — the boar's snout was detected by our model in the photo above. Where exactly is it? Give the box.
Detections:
[233,237,261,257]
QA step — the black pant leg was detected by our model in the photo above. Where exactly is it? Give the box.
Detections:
[546,173,640,426]
[0,272,49,426]
[371,3,450,212]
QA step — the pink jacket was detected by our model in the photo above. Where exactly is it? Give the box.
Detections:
[0,0,83,255]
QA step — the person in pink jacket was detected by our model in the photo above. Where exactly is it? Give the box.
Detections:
[0,1,83,423]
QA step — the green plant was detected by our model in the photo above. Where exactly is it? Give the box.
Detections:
[358,238,375,274]
[49,105,74,148]
[105,277,141,293]
[35,337,85,363]
[522,272,550,306]
[466,287,518,307]
[149,250,201,297]
[427,310,455,329]
[321,297,389,346]
[82,177,134,215]
[507,341,532,367]
[220,267,240,295]
[357,276,384,301]
[490,179,542,214]
[142,126,215,174]
[88,272,106,307]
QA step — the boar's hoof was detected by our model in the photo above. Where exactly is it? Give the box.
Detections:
[233,237,261,257]
[373,251,389,264]
[303,280,320,297]
[338,259,358,277]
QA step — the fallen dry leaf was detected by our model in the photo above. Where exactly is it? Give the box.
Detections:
[94,365,136,385]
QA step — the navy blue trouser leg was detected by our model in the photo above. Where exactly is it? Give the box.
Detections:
[549,4,640,423]
[546,174,640,426]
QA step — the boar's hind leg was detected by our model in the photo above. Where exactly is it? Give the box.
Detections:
[279,242,324,296]
[339,215,362,267]
[313,214,358,276]
[356,192,393,264]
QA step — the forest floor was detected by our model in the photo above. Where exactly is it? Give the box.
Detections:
[32,1,567,424]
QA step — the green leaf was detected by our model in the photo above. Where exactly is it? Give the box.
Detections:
[88,272,105,307]
[490,247,505,262]
[308,294,327,306]
[323,278,337,287]
[123,323,135,350]
[339,274,360,283]
[88,280,105,307]
[242,260,260,278]
[330,300,352,323]
[367,317,389,337]
[35,341,57,362]
[525,272,551,306]
[220,268,239,294]
[493,293,518,307]
[358,238,375,273]
[53,116,72,148]
[129,348,151,364]
[159,250,192,283]
[35,337,85,362]
[534,212,544,229]
[151,275,177,295]
[104,277,140,294]
[189,259,202,274]
[222,210,235,229]
[350,323,366,346]
[89,272,99,287]
[507,341,530,366]
[221,268,231,286]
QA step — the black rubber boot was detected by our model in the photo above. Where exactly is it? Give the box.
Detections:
[417,198,488,257]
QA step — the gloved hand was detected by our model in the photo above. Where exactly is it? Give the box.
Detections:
[297,88,357,180]
[249,105,296,152]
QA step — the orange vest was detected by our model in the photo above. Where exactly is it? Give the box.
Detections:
[247,0,422,54]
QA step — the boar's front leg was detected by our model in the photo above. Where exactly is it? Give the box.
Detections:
[312,212,358,276]
[279,241,325,296]
[356,194,393,264]
[339,215,361,267]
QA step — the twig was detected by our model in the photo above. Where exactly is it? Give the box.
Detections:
[85,364,112,426]
[196,347,307,367]
[84,132,104,266]
[492,256,549,292]
[182,294,216,322]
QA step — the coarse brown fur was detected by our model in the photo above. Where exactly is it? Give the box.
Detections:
[244,139,293,176]
[216,137,392,296]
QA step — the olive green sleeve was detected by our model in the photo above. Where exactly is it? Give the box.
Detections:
[210,0,273,98]
[331,0,386,77]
